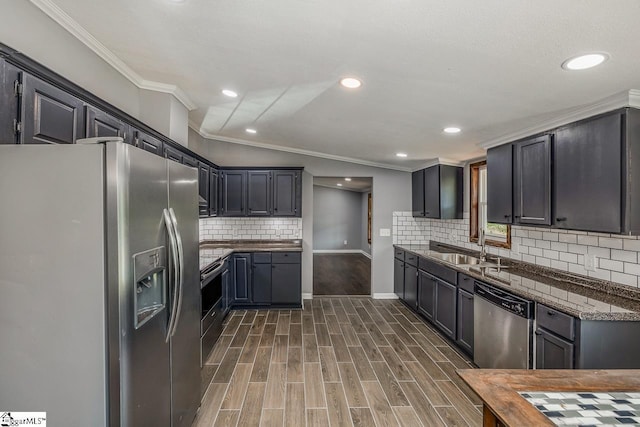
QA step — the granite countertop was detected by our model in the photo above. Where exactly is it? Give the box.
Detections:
[395,243,640,321]
[200,239,302,271]
[458,369,640,427]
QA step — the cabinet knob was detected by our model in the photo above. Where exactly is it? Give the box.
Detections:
[556,217,567,222]
[547,311,556,316]
[534,331,542,336]
[504,214,510,218]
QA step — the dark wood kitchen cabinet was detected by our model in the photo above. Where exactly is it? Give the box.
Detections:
[273,170,301,217]
[412,165,463,219]
[134,129,164,155]
[247,171,272,216]
[252,254,272,305]
[209,168,219,217]
[554,111,629,233]
[164,144,183,163]
[417,270,436,320]
[85,105,127,140]
[513,135,551,226]
[272,257,301,305]
[232,253,251,303]
[198,163,210,217]
[487,142,513,224]
[412,169,425,217]
[535,329,574,369]
[456,288,474,355]
[404,263,418,310]
[394,256,405,299]
[21,73,85,144]
[434,279,457,340]
[0,60,20,144]
[221,170,247,216]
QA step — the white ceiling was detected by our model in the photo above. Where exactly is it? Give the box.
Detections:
[314,177,372,192]
[46,0,640,169]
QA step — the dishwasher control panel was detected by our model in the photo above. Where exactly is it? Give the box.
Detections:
[474,282,533,319]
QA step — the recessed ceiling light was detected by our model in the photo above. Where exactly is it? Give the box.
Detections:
[345,178,352,181]
[340,77,362,89]
[222,89,238,98]
[396,152,408,158]
[562,53,609,70]
[337,183,343,187]
[443,127,461,134]
[245,128,257,134]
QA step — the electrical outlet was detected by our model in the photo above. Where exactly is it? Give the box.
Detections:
[343,240,348,245]
[584,254,597,271]
[379,228,391,237]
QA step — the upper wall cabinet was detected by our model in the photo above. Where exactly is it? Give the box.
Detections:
[135,130,164,156]
[0,60,20,144]
[220,169,302,218]
[514,135,552,226]
[554,110,640,234]
[21,73,85,145]
[412,164,463,219]
[209,168,219,217]
[273,170,301,217]
[198,163,210,217]
[85,105,127,141]
[487,143,513,224]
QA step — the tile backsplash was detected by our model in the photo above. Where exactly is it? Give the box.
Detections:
[199,217,302,241]
[393,211,640,288]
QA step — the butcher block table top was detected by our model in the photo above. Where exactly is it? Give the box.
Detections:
[457,369,640,426]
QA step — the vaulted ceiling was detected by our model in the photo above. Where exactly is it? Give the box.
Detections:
[43,0,640,169]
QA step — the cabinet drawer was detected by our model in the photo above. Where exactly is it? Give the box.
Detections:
[536,303,575,341]
[394,248,405,261]
[457,273,475,293]
[253,252,272,264]
[405,252,418,267]
[272,252,301,264]
[419,257,457,284]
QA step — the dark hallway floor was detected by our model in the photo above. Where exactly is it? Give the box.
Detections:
[313,253,371,295]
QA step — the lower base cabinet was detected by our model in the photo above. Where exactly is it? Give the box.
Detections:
[456,288,474,355]
[394,257,405,299]
[535,328,574,369]
[417,271,436,321]
[404,264,418,310]
[435,280,457,340]
[272,263,301,304]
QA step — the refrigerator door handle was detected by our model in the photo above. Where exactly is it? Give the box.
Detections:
[163,208,180,342]
[168,207,185,338]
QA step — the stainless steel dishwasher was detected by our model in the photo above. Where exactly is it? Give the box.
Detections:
[473,281,534,369]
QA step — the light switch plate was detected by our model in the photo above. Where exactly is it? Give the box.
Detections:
[379,228,391,237]
[584,254,597,271]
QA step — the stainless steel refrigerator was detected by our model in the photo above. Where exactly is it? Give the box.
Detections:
[0,139,200,426]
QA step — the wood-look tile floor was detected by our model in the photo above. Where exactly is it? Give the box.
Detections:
[194,297,481,427]
[313,255,371,296]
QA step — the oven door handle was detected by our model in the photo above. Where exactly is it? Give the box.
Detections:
[202,262,224,286]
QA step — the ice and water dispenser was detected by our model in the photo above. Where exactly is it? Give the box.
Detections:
[133,247,167,329]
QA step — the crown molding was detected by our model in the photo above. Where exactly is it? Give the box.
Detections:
[29,0,197,111]
[478,89,640,150]
[188,122,413,172]
[410,157,465,172]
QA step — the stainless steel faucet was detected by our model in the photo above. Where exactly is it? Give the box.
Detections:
[478,228,487,262]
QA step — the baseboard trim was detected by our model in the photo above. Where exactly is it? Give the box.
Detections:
[372,293,399,299]
[313,249,372,259]
[302,293,313,300]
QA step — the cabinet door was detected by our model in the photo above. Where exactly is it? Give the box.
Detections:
[417,270,435,320]
[434,279,457,339]
[183,154,198,168]
[423,165,441,219]
[0,60,20,144]
[514,135,551,226]
[164,145,183,163]
[198,163,210,217]
[554,113,622,233]
[456,288,474,355]
[85,105,126,139]
[252,263,272,304]
[411,169,425,217]
[535,329,574,369]
[394,258,405,299]
[221,267,230,312]
[221,171,246,216]
[135,130,164,155]
[272,263,301,305]
[21,73,84,144]
[403,264,418,310]
[209,168,219,217]
[487,143,513,224]
[273,170,300,217]
[232,254,251,303]
[247,171,272,216]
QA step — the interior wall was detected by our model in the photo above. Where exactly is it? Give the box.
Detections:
[313,186,365,251]
[188,134,411,297]
[0,1,140,118]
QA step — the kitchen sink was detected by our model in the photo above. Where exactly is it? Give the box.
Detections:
[430,252,481,265]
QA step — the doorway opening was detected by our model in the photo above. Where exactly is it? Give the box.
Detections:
[312,177,372,296]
